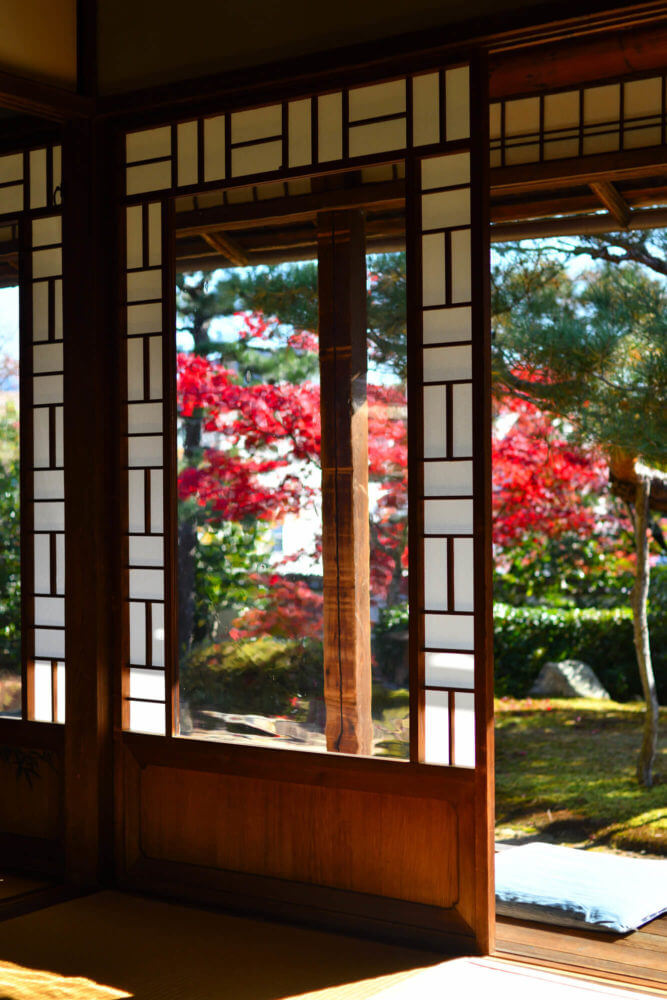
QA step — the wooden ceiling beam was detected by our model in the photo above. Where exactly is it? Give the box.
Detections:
[589,180,632,227]
[201,231,248,267]
[176,180,405,237]
[491,147,667,197]
[491,205,667,242]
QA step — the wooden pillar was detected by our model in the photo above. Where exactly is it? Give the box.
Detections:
[317,210,372,755]
[62,118,116,886]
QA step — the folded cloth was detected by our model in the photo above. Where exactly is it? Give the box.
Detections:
[495,842,667,933]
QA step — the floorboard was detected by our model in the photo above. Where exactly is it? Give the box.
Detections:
[496,914,667,992]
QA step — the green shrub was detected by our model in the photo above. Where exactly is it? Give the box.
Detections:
[494,604,667,702]
[181,636,324,717]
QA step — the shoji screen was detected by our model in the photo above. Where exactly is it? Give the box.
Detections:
[120,61,490,773]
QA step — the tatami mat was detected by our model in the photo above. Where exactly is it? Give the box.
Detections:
[0,891,660,1000]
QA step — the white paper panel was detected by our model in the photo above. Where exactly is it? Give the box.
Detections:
[34,501,64,532]
[34,535,50,593]
[624,77,662,119]
[129,569,164,601]
[129,535,164,566]
[454,691,475,767]
[423,345,471,382]
[126,205,143,270]
[584,84,620,125]
[34,470,64,500]
[445,66,470,141]
[150,470,164,532]
[152,602,165,667]
[35,596,65,627]
[129,601,146,664]
[33,409,49,467]
[450,229,471,303]
[126,339,144,401]
[422,189,470,230]
[33,343,63,373]
[348,118,406,157]
[29,149,47,209]
[424,613,474,650]
[425,651,475,690]
[56,534,65,594]
[56,663,65,723]
[126,161,172,196]
[33,374,63,405]
[421,233,445,307]
[424,499,473,535]
[424,537,447,612]
[624,124,662,149]
[128,470,145,533]
[423,307,471,344]
[421,152,469,191]
[52,146,62,194]
[126,126,171,164]
[177,121,198,188]
[543,91,579,131]
[452,383,473,457]
[412,73,440,147]
[504,141,541,166]
[453,537,474,612]
[54,407,63,468]
[148,203,162,267]
[129,699,165,735]
[128,402,162,434]
[424,460,472,496]
[0,185,23,214]
[505,97,540,137]
[35,628,65,659]
[204,116,226,182]
[32,282,48,341]
[423,385,446,459]
[318,93,343,162]
[128,436,163,468]
[544,137,579,161]
[130,667,165,701]
[128,302,162,336]
[32,248,62,279]
[288,100,312,168]
[32,216,61,247]
[583,131,619,156]
[231,141,283,178]
[34,660,52,722]
[232,105,282,144]
[424,690,449,765]
[0,153,22,184]
[489,103,501,141]
[349,80,405,121]
[127,269,162,302]
[149,337,162,399]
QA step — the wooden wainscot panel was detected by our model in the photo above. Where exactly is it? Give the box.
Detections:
[138,764,460,908]
[0,742,62,841]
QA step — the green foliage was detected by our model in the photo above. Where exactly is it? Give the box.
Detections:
[181,637,324,717]
[493,603,667,702]
[493,533,635,608]
[492,246,667,469]
[0,405,20,673]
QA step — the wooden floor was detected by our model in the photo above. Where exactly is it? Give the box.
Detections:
[0,891,663,1000]
[497,914,667,993]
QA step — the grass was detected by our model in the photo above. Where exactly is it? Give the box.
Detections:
[494,698,667,856]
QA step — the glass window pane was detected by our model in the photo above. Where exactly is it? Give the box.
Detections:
[0,285,21,718]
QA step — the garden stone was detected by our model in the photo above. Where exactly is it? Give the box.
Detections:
[530,659,610,699]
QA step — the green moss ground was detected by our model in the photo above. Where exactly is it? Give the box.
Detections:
[494,698,667,856]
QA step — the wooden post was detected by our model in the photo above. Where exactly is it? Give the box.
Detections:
[317,210,372,755]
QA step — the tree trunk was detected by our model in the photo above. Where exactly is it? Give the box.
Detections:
[631,477,659,788]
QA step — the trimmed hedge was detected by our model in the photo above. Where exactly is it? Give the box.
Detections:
[181,637,323,717]
[493,604,667,702]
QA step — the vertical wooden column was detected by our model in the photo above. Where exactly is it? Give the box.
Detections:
[317,210,372,755]
[62,118,116,885]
